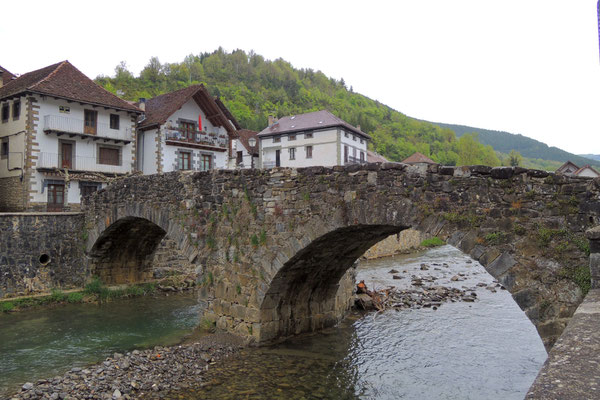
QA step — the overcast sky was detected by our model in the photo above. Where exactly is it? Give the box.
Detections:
[3,1,599,155]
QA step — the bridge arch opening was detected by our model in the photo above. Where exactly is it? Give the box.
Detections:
[89,216,167,284]
[258,224,406,342]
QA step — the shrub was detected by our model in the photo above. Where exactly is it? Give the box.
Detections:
[67,292,84,303]
[484,232,506,245]
[559,266,591,296]
[1,301,15,312]
[420,237,445,247]
[50,289,67,302]
[84,277,104,294]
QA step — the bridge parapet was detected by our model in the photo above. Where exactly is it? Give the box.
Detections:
[82,163,600,347]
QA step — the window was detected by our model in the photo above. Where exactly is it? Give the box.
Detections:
[12,101,20,120]
[1,103,8,122]
[1,138,8,159]
[110,114,120,130]
[352,135,357,141]
[178,151,191,170]
[360,151,365,162]
[353,147,357,157]
[360,138,364,144]
[179,121,195,140]
[47,184,65,212]
[288,134,296,141]
[98,146,120,166]
[59,106,70,113]
[289,147,296,160]
[273,136,281,143]
[80,183,99,198]
[305,132,313,139]
[305,145,313,159]
[344,145,349,163]
[344,132,349,138]
[60,141,73,169]
[200,154,212,171]
[84,109,98,135]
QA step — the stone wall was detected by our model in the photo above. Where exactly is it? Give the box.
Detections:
[362,229,424,259]
[0,176,26,212]
[83,164,600,347]
[0,212,86,297]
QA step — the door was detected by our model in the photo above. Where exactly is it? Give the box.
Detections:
[60,142,72,169]
[84,110,97,135]
[275,149,281,167]
[47,184,65,212]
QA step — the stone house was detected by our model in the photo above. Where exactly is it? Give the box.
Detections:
[556,161,600,178]
[0,61,142,212]
[257,110,370,168]
[136,85,237,174]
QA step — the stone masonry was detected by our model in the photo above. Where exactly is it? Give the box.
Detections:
[82,163,600,348]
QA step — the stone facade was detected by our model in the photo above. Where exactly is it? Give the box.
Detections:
[0,176,26,211]
[362,228,424,259]
[82,164,600,348]
[0,212,86,297]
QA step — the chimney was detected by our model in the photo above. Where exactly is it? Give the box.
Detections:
[357,125,361,131]
[268,115,275,126]
[138,98,146,111]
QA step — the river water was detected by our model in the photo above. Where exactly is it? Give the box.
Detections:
[181,245,548,400]
[1,245,547,399]
[0,292,200,397]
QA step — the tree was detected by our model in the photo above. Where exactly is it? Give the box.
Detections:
[508,150,523,166]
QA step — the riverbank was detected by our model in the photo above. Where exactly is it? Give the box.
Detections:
[9,333,245,400]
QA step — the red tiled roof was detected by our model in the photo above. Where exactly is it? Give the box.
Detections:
[139,85,235,134]
[367,150,388,163]
[235,129,259,156]
[257,110,371,140]
[0,61,141,112]
[401,152,437,164]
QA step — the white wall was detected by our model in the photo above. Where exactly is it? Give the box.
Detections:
[31,96,135,206]
[339,129,368,164]
[229,138,256,169]
[158,99,229,172]
[139,129,158,175]
[577,168,599,178]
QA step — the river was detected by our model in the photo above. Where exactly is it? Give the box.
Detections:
[1,245,547,399]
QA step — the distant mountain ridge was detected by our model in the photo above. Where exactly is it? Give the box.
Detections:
[579,154,600,162]
[429,122,600,168]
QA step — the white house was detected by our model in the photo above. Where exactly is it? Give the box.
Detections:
[0,61,142,212]
[229,129,259,169]
[137,85,237,174]
[257,110,370,168]
[556,161,600,178]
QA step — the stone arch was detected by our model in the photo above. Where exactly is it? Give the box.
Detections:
[86,204,196,285]
[257,224,406,342]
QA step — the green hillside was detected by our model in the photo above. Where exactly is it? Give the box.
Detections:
[432,122,600,168]
[95,48,578,169]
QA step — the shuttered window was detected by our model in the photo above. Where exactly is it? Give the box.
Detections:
[99,147,120,165]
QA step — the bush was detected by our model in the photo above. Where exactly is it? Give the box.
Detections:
[84,277,104,294]
[67,292,84,303]
[0,301,15,312]
[420,237,445,247]
[50,289,67,302]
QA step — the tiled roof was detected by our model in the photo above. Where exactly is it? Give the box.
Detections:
[574,165,600,177]
[139,85,235,134]
[236,129,259,156]
[556,161,580,174]
[367,150,388,163]
[0,65,16,82]
[257,110,371,140]
[401,152,437,165]
[0,61,141,112]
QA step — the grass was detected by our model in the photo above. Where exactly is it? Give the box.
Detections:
[559,266,591,296]
[420,237,445,248]
[484,232,507,245]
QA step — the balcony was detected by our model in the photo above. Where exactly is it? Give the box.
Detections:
[346,156,367,165]
[43,115,132,144]
[36,152,129,175]
[165,128,228,151]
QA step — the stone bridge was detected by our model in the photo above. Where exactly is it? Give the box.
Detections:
[83,163,600,349]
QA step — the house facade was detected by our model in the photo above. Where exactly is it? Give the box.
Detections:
[137,85,236,174]
[0,61,141,212]
[229,129,259,169]
[556,161,600,178]
[257,110,370,168]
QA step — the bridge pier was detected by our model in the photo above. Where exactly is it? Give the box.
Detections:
[586,226,600,289]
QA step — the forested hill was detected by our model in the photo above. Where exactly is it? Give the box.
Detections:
[431,122,600,168]
[96,48,570,168]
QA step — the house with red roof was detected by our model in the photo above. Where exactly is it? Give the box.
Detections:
[401,152,437,165]
[229,129,259,169]
[0,61,142,212]
[556,161,599,178]
[136,85,236,174]
[257,110,370,168]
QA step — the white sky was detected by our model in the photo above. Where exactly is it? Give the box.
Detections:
[3,0,599,155]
